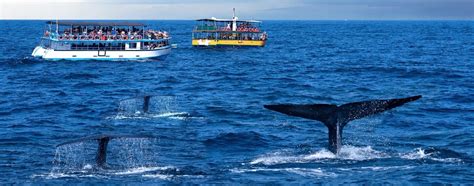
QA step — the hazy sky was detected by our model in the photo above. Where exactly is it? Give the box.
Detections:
[1,0,473,20]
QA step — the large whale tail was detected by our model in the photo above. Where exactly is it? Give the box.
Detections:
[57,135,153,168]
[264,95,421,154]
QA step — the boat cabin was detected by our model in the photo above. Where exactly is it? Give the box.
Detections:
[192,9,267,47]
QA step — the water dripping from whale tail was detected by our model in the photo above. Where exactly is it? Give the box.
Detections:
[55,135,155,169]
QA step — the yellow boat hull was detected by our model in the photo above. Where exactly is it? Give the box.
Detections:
[192,39,265,47]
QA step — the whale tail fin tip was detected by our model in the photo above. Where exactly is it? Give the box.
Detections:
[338,95,422,124]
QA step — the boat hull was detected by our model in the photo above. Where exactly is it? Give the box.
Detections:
[192,39,265,47]
[31,46,171,61]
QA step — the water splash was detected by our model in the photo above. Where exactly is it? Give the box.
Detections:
[108,138,157,169]
[250,145,388,166]
[400,147,464,163]
[230,167,336,177]
[112,96,193,120]
[49,137,158,177]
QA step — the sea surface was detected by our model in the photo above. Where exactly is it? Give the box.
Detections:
[0,20,473,184]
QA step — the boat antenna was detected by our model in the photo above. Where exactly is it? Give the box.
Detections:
[233,8,236,19]
[232,8,237,31]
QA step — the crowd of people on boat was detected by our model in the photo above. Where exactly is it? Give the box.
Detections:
[197,22,261,32]
[44,26,169,41]
[236,22,260,32]
[215,23,261,32]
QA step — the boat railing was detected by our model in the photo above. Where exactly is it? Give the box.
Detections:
[194,26,261,33]
[45,32,170,41]
[68,44,169,51]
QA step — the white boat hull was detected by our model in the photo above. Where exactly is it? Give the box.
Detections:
[31,46,171,61]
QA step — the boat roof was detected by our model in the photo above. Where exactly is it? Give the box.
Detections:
[45,21,146,27]
[196,18,261,23]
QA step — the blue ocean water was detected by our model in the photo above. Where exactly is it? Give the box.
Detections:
[0,20,473,184]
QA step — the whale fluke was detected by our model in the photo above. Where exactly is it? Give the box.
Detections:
[264,95,421,154]
[57,135,154,168]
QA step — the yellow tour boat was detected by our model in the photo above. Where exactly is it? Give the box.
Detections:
[192,9,267,47]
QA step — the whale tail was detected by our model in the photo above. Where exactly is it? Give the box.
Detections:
[57,135,154,168]
[264,95,421,154]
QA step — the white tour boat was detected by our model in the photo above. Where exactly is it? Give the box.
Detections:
[32,21,172,60]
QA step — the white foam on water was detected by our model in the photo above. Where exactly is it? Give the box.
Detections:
[401,148,430,160]
[33,166,178,179]
[356,165,415,171]
[250,151,304,165]
[337,145,389,160]
[110,112,198,120]
[251,145,388,166]
[142,174,173,180]
[114,166,176,175]
[31,172,109,179]
[82,164,93,170]
[230,167,336,177]
[400,148,463,163]
[142,174,205,180]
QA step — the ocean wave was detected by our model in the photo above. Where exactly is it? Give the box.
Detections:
[250,146,387,165]
[110,112,196,120]
[338,165,415,171]
[204,131,269,148]
[113,166,176,175]
[230,167,336,177]
[251,146,468,166]
[63,72,99,79]
[142,174,205,180]
[400,147,465,163]
[33,166,179,179]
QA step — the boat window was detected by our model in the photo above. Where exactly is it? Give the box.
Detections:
[129,43,137,49]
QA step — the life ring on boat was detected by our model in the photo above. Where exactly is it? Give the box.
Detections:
[136,35,142,40]
[115,35,120,40]
[88,35,93,40]
[123,35,128,40]
[65,35,70,40]
[80,35,86,40]
[72,35,78,40]
[95,36,100,40]
[108,35,114,40]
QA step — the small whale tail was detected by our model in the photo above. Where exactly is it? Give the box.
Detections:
[57,135,154,168]
[264,95,421,154]
[143,95,152,113]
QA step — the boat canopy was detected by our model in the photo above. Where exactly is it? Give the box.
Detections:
[45,21,146,27]
[196,18,261,23]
